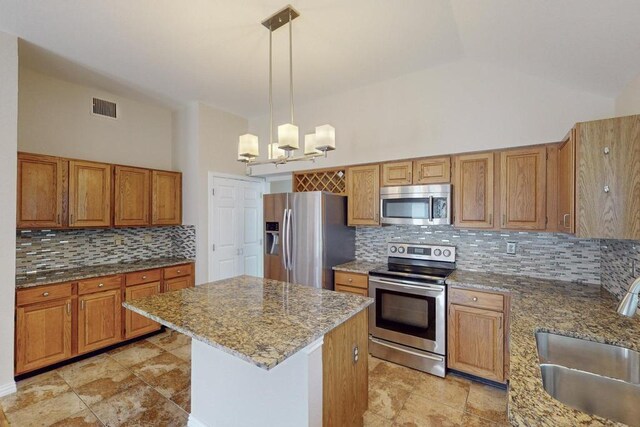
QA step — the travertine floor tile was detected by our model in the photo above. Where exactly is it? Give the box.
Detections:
[170,386,191,413]
[90,382,166,426]
[146,330,191,351]
[129,351,187,384]
[368,377,412,420]
[412,372,470,411]
[369,360,421,391]
[50,408,103,426]
[0,407,9,427]
[108,340,165,368]
[168,344,191,362]
[466,382,508,423]
[394,393,465,427]
[368,355,382,371]
[4,390,87,426]
[363,410,389,426]
[57,354,130,389]
[73,371,143,407]
[119,399,188,427]
[0,371,70,413]
[149,362,191,400]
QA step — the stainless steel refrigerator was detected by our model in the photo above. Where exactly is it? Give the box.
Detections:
[264,192,355,289]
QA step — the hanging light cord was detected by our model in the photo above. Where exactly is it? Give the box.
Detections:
[269,25,274,158]
[289,9,294,124]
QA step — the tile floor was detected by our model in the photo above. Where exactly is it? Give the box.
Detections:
[0,330,508,426]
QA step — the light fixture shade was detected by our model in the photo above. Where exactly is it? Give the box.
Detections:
[238,133,259,158]
[269,143,285,159]
[278,123,299,151]
[314,125,335,151]
[304,133,320,155]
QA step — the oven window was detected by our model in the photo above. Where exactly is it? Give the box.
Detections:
[375,288,436,341]
[382,198,429,219]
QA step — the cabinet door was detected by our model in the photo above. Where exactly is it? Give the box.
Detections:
[453,153,495,228]
[17,153,65,228]
[414,157,451,184]
[15,298,72,374]
[69,160,112,227]
[164,276,193,293]
[558,131,576,233]
[448,304,504,383]
[500,147,547,230]
[114,166,150,226]
[151,170,182,225]
[347,165,380,226]
[125,282,161,339]
[381,161,413,186]
[78,289,122,354]
[335,284,368,296]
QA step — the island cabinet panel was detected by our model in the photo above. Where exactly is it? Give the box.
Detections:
[125,282,162,339]
[114,166,150,226]
[151,170,182,225]
[557,130,576,233]
[500,147,547,230]
[17,153,66,228]
[453,152,495,228]
[68,160,112,227]
[347,165,380,226]
[323,309,368,427]
[413,156,451,184]
[576,115,640,239]
[15,296,72,374]
[381,161,413,186]
[77,289,122,354]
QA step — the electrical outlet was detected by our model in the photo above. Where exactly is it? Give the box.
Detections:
[144,234,152,244]
[506,241,517,255]
[114,236,123,246]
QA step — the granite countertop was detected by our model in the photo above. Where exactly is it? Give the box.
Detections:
[332,260,385,275]
[123,275,373,370]
[16,257,195,289]
[447,270,640,427]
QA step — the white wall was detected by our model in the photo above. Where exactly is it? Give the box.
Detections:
[0,31,18,396]
[173,102,249,284]
[615,73,640,115]
[249,59,614,176]
[18,67,173,169]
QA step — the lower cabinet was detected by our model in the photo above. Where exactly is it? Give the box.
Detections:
[78,289,122,354]
[125,282,162,339]
[165,276,193,292]
[334,271,369,296]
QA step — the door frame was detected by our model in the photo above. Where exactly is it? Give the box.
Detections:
[208,172,267,282]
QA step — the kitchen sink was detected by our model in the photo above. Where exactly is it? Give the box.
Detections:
[536,332,640,426]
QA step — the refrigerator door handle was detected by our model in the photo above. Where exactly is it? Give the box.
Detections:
[282,209,288,270]
[286,208,293,271]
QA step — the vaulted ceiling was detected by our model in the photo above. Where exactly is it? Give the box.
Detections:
[1,0,639,117]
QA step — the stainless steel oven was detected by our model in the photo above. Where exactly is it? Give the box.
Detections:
[369,243,455,377]
[380,184,452,226]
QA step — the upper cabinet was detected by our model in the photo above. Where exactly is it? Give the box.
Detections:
[453,152,495,229]
[380,157,451,187]
[114,166,150,227]
[347,164,380,226]
[17,153,65,228]
[151,170,182,225]
[557,130,576,233]
[575,115,640,239]
[499,146,547,230]
[381,161,413,186]
[68,160,112,227]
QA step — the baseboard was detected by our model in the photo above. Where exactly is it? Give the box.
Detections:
[0,381,16,397]
[188,414,208,427]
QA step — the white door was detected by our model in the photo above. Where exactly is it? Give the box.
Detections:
[210,176,264,281]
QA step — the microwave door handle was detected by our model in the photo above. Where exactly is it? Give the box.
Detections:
[428,196,433,221]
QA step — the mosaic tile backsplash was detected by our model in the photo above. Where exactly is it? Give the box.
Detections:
[356,225,602,284]
[16,225,196,279]
[600,240,640,300]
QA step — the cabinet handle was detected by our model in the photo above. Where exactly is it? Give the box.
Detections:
[42,292,49,297]
[502,214,506,227]
[66,302,71,315]
[98,283,104,288]
[81,300,85,310]
[489,213,493,225]
[563,213,570,229]
[498,315,503,330]
[419,170,423,180]
[70,214,74,224]
[57,214,60,224]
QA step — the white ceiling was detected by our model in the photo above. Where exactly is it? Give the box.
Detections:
[2,0,640,117]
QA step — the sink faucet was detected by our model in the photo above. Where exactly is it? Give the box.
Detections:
[617,276,640,317]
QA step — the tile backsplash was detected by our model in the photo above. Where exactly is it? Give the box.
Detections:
[600,240,640,300]
[16,225,196,278]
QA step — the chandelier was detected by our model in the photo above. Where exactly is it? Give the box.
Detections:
[237,5,336,167]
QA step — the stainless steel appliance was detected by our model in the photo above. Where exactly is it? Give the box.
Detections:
[369,242,456,377]
[264,192,355,289]
[380,184,452,226]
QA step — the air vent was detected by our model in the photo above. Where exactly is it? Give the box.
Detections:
[92,97,117,119]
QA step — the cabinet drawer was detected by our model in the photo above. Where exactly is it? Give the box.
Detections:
[449,288,504,311]
[125,269,162,286]
[17,283,73,306]
[164,263,192,280]
[335,284,369,297]
[335,271,368,289]
[78,275,123,295]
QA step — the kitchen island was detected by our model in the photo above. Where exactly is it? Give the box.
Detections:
[124,275,373,427]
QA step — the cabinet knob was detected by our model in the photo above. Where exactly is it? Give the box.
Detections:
[603,147,610,155]
[42,292,49,297]
[177,270,181,274]
[348,278,353,282]
[604,185,610,193]
[472,297,478,302]
[142,275,147,279]
[98,283,104,287]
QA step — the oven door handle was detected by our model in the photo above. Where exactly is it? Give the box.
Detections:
[372,278,444,293]
[370,337,444,362]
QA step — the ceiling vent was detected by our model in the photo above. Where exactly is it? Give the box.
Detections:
[92,97,117,119]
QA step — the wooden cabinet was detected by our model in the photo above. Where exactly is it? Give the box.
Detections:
[68,160,112,227]
[447,288,508,383]
[17,153,65,228]
[576,115,640,239]
[125,282,162,339]
[151,170,182,225]
[163,263,195,292]
[413,157,451,184]
[381,161,413,186]
[165,276,193,292]
[77,289,122,354]
[15,294,72,374]
[347,165,380,226]
[334,271,368,296]
[114,166,150,226]
[500,146,547,230]
[558,130,576,233]
[453,152,495,228]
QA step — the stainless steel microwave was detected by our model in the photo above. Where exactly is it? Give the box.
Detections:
[380,184,452,225]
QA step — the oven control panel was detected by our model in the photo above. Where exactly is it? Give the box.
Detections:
[387,243,456,262]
